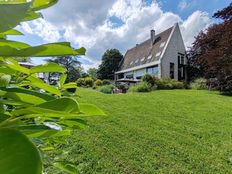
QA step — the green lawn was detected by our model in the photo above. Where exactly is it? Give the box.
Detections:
[48,89,232,174]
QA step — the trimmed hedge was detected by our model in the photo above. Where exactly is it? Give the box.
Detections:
[155,78,184,89]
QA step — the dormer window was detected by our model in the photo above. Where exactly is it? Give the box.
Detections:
[130,61,134,65]
[147,55,152,60]
[135,59,139,63]
[156,52,161,57]
[160,42,166,48]
[141,57,145,62]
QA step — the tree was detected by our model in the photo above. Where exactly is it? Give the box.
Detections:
[47,56,82,83]
[87,68,98,78]
[97,49,123,80]
[188,3,232,93]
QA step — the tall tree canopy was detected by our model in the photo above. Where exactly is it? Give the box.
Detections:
[47,56,82,83]
[188,3,232,93]
[97,49,123,80]
[87,68,98,78]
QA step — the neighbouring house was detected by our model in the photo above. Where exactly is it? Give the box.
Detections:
[19,62,59,84]
[115,23,187,84]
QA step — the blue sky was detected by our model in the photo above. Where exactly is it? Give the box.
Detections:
[158,0,231,20]
[12,0,231,70]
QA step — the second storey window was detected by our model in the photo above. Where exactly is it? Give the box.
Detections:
[178,53,185,65]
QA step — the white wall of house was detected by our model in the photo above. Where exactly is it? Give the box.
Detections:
[160,24,186,80]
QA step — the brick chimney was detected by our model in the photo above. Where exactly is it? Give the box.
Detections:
[151,29,155,45]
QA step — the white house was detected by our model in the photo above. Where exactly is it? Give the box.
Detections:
[19,62,59,84]
[115,23,187,83]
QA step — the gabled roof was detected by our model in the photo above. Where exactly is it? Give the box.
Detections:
[118,25,174,72]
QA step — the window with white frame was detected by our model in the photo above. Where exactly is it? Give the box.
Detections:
[147,66,158,75]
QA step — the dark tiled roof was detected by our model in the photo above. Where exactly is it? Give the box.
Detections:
[119,26,173,71]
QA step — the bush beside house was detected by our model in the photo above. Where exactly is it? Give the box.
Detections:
[128,77,185,93]
[98,84,115,94]
[190,78,207,90]
[128,82,152,93]
[155,78,184,89]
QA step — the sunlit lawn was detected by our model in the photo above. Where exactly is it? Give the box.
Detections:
[47,88,232,174]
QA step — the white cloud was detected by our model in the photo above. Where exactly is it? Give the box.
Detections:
[20,0,211,69]
[20,19,61,43]
[181,11,211,48]
[178,0,190,10]
[20,23,33,34]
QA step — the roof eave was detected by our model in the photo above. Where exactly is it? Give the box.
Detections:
[115,60,160,74]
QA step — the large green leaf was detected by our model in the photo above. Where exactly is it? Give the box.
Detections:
[0,0,29,4]
[0,87,55,102]
[0,128,42,174]
[0,2,31,32]
[31,81,61,96]
[0,99,24,106]
[0,29,23,38]
[79,104,105,116]
[0,113,10,123]
[0,43,86,57]
[32,0,58,11]
[58,119,87,129]
[0,29,23,35]
[0,74,11,87]
[22,11,42,22]
[16,44,86,57]
[59,74,67,87]
[4,91,47,105]
[0,40,30,49]
[0,67,16,74]
[37,97,80,113]
[5,61,30,74]
[13,98,81,118]
[30,62,67,73]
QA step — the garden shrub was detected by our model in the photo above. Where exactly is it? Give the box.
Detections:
[171,80,185,89]
[142,74,155,86]
[155,78,184,89]
[98,84,115,94]
[94,79,103,87]
[116,83,129,93]
[77,78,85,87]
[128,82,152,93]
[218,76,232,95]
[102,79,111,85]
[85,77,94,87]
[77,77,94,87]
[190,78,207,90]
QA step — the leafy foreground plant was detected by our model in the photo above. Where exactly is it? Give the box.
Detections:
[0,0,104,174]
